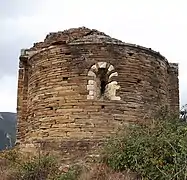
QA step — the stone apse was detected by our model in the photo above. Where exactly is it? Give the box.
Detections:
[17,27,179,158]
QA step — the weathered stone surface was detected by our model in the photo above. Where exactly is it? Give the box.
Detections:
[17,27,179,161]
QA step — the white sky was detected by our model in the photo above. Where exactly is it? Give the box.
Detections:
[0,0,186,112]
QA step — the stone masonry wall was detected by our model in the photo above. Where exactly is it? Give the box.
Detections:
[17,27,179,158]
[168,63,179,113]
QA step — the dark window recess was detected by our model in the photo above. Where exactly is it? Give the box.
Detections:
[46,106,53,110]
[65,52,71,55]
[137,79,141,83]
[97,68,108,97]
[129,106,136,109]
[63,77,69,81]
[101,105,105,109]
[35,82,39,87]
[40,66,47,70]
[128,52,134,56]
[101,80,106,95]
[51,41,66,45]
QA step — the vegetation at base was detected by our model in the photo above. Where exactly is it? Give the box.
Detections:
[0,150,83,180]
[0,148,136,180]
[1,112,187,179]
[56,165,82,180]
[102,115,187,180]
[1,151,57,180]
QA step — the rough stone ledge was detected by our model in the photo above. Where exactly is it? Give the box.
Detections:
[20,139,105,153]
[69,42,168,63]
[20,46,56,61]
[168,63,179,74]
[20,41,168,66]
[169,63,179,70]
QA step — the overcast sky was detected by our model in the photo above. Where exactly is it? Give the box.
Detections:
[0,0,186,112]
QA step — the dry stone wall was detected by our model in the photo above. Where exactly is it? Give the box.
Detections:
[17,27,179,157]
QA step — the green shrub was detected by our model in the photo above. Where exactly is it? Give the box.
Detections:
[0,149,83,180]
[18,155,59,180]
[55,165,82,180]
[103,118,187,180]
[2,153,60,180]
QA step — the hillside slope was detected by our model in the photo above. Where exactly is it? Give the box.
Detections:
[0,112,16,150]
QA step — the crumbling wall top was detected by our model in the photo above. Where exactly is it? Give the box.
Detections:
[20,27,169,63]
[31,27,109,50]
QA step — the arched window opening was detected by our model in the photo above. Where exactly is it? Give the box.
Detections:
[100,80,106,96]
[97,68,108,98]
[87,62,121,101]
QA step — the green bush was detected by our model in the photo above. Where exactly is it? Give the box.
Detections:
[0,149,83,180]
[0,151,58,180]
[55,165,82,180]
[103,118,187,180]
[19,155,59,180]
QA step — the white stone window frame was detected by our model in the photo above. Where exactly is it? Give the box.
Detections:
[87,62,121,100]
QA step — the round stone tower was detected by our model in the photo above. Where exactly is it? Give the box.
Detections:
[17,27,179,157]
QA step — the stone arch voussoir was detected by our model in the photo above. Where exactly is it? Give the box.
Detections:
[87,62,121,100]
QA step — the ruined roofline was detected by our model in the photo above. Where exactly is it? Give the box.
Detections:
[20,26,172,64]
[20,43,169,65]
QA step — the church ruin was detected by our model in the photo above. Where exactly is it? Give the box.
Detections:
[17,27,179,159]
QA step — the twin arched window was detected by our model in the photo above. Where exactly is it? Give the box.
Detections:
[87,62,121,100]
